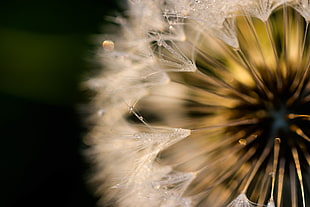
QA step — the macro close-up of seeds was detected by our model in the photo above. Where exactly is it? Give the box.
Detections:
[86,1,310,206]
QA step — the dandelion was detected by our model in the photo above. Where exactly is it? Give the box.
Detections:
[86,0,310,206]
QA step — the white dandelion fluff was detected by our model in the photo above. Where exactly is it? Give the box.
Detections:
[86,0,310,206]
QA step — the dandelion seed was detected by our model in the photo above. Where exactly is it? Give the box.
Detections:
[88,1,310,207]
[227,193,256,207]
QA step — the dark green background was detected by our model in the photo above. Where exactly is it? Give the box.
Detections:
[0,0,123,206]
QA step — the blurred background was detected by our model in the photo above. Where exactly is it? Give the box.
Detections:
[0,0,123,206]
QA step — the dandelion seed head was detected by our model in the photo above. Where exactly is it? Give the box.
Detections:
[88,0,310,206]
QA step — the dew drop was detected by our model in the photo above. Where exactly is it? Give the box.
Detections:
[102,40,115,51]
[152,182,161,190]
[267,200,275,207]
[111,183,120,189]
[157,40,163,47]
[97,109,105,116]
[238,139,247,146]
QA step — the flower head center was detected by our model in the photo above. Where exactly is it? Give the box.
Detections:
[270,107,289,133]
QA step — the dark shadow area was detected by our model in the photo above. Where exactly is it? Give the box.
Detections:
[0,0,123,206]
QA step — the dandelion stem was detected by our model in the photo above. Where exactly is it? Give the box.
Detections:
[265,19,279,66]
[287,62,310,106]
[287,113,310,120]
[297,141,310,165]
[257,161,273,205]
[291,147,306,207]
[277,158,285,207]
[301,21,309,59]
[283,4,289,70]
[191,118,258,132]
[195,70,258,105]
[290,163,297,207]
[270,138,281,202]
[242,140,272,193]
[204,147,257,192]
[235,48,274,100]
[243,11,268,68]
[290,125,310,142]
[128,105,154,130]
[291,20,309,92]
